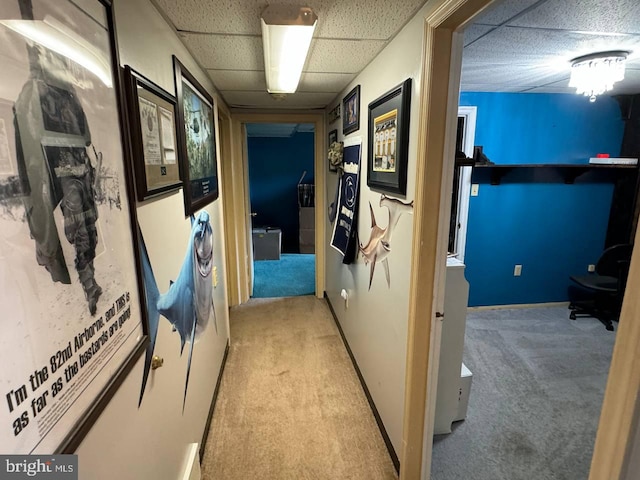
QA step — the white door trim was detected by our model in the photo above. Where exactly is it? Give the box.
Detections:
[454,105,476,262]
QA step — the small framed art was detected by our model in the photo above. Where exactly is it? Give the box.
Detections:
[342,85,361,135]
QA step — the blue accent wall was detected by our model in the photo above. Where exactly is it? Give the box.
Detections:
[459,92,625,306]
[248,132,314,253]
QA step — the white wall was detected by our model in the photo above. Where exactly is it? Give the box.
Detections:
[324,3,433,456]
[75,1,230,478]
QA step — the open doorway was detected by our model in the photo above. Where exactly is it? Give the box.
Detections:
[430,1,639,479]
[246,123,316,298]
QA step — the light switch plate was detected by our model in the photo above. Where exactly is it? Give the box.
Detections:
[471,184,479,196]
[514,264,522,276]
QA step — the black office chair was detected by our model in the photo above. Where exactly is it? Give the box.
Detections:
[568,244,633,331]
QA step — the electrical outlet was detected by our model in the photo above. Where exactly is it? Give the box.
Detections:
[213,266,218,287]
[341,289,349,309]
[471,184,479,196]
[514,264,522,276]
[588,264,596,273]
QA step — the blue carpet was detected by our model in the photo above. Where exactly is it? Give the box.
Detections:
[252,254,315,298]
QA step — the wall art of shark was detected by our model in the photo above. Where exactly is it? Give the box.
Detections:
[138,210,217,410]
[360,194,414,290]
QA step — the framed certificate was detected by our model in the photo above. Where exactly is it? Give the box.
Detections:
[124,66,181,201]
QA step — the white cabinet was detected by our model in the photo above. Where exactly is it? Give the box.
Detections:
[433,257,471,435]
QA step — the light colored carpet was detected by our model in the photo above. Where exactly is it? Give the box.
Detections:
[201,296,397,480]
[431,306,617,480]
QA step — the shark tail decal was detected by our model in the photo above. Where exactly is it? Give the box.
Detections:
[183,319,197,414]
[369,202,376,227]
[138,228,161,407]
[382,258,391,288]
[368,254,377,290]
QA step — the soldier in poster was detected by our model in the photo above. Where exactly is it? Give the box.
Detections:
[14,44,103,315]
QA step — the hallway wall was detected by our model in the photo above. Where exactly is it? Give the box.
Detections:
[324,2,434,456]
[74,1,230,478]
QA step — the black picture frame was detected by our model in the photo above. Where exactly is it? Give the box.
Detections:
[124,66,181,201]
[173,56,218,216]
[342,85,361,135]
[367,78,412,196]
[0,0,149,454]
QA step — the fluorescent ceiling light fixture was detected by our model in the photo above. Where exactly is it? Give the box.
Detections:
[261,5,317,94]
[1,15,112,87]
[569,51,628,102]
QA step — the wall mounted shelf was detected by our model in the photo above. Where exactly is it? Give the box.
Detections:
[473,163,637,185]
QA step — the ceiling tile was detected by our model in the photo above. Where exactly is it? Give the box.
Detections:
[306,39,385,73]
[464,24,495,46]
[461,63,569,89]
[207,70,265,91]
[153,0,426,39]
[153,0,261,34]
[181,33,263,70]
[221,91,335,109]
[509,0,640,34]
[312,0,427,40]
[460,84,529,92]
[299,72,355,93]
[471,0,544,26]
[522,86,577,93]
[462,26,640,68]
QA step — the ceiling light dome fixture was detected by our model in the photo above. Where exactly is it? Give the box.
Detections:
[569,51,629,102]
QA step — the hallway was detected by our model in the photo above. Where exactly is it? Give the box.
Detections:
[201,296,397,479]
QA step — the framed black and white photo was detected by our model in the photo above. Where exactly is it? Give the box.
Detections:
[342,85,360,135]
[367,79,412,195]
[0,0,148,454]
[124,66,181,201]
[173,56,218,216]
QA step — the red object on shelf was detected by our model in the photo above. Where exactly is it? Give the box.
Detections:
[596,153,610,158]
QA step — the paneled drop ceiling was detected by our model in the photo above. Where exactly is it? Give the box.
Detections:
[150,0,640,109]
[152,0,428,109]
[461,0,640,95]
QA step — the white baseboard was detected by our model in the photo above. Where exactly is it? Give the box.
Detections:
[468,301,570,311]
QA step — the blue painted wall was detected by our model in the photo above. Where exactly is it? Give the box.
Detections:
[248,132,314,253]
[459,92,625,306]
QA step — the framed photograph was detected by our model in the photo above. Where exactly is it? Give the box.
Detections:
[124,66,181,201]
[0,0,148,454]
[367,78,412,195]
[173,56,218,216]
[328,103,340,123]
[342,85,361,135]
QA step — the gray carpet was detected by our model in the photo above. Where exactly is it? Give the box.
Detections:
[431,306,617,480]
[201,296,397,480]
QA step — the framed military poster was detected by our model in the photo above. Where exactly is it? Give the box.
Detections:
[0,0,148,454]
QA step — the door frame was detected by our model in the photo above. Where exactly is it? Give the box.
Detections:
[453,105,476,262]
[402,0,640,479]
[226,111,326,303]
